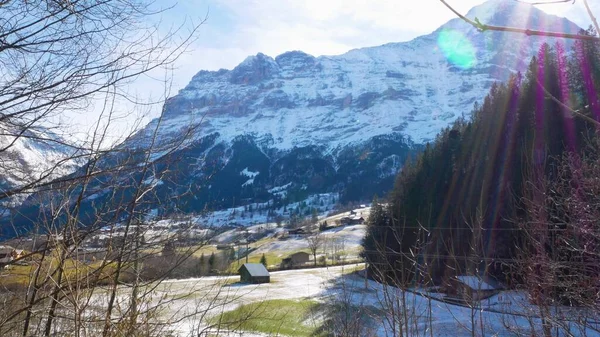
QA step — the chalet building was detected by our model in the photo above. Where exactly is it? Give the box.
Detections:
[280,251,310,269]
[288,228,307,235]
[238,263,270,284]
[340,216,365,226]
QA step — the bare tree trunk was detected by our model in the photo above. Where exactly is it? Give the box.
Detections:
[43,243,67,337]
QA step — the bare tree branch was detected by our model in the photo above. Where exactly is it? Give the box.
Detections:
[439,0,600,41]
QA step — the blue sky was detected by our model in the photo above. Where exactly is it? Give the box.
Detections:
[168,0,594,74]
[69,0,598,144]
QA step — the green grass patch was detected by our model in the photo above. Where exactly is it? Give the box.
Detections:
[211,299,321,337]
[227,251,285,272]
[0,253,131,290]
[189,244,218,258]
[0,264,35,289]
[246,251,284,266]
[249,236,277,249]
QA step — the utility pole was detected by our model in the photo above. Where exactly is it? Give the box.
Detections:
[245,230,249,263]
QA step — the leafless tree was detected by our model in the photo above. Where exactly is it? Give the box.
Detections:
[0,1,269,336]
[0,0,203,205]
[307,231,323,267]
[516,147,600,337]
[439,0,599,42]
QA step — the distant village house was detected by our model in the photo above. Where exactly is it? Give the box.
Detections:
[0,246,24,268]
[340,216,364,226]
[288,228,307,235]
[280,251,310,269]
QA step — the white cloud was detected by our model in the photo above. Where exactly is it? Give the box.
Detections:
[537,0,599,29]
[189,0,487,67]
[177,0,597,72]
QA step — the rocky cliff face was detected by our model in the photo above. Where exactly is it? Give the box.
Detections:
[138,0,579,149]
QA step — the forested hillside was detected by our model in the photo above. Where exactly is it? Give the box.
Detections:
[364,28,600,305]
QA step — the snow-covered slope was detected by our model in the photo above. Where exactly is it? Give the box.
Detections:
[80,0,584,215]
[0,122,79,209]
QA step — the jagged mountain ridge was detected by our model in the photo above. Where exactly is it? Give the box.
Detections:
[2,0,584,233]
[135,0,580,148]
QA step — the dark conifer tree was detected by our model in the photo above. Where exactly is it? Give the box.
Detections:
[260,254,267,267]
[365,41,600,292]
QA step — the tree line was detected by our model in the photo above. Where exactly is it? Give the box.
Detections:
[363,27,600,311]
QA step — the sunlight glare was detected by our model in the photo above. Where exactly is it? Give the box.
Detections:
[437,29,477,69]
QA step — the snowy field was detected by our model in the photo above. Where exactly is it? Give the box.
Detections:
[118,265,361,336]
[92,264,599,337]
[87,204,598,336]
[251,224,366,256]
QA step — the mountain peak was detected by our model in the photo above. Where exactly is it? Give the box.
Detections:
[465,0,574,30]
[229,53,279,85]
[466,0,522,22]
[275,51,318,77]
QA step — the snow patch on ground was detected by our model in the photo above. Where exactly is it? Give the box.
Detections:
[240,168,260,187]
[115,263,599,337]
[240,168,259,178]
[268,182,292,193]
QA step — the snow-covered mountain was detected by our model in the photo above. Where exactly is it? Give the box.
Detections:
[0,122,79,211]
[3,0,583,231]
[136,0,580,148]
[122,1,577,206]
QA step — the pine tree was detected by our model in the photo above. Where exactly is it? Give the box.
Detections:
[377,42,600,287]
[199,253,206,275]
[208,252,215,272]
[260,254,267,267]
[162,240,176,257]
[229,247,236,263]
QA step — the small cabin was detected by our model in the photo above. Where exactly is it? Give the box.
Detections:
[238,263,270,284]
[280,251,310,269]
[447,275,502,303]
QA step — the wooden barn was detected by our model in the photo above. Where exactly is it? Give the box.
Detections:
[280,251,310,269]
[238,263,270,284]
